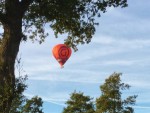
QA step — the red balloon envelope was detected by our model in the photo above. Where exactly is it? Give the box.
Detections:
[52,44,72,68]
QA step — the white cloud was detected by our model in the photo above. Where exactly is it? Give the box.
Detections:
[24,93,66,106]
[134,106,150,109]
[28,71,105,84]
[93,35,150,49]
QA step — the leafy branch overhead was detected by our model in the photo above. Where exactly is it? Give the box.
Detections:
[0,0,127,50]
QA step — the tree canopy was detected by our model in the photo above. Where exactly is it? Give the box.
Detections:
[96,73,137,113]
[63,73,137,113]
[0,0,127,50]
[63,91,95,113]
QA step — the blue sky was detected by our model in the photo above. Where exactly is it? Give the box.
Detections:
[17,0,150,113]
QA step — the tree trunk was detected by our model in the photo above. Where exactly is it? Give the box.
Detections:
[0,1,31,112]
[0,18,22,112]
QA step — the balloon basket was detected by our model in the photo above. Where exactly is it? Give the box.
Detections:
[60,65,64,69]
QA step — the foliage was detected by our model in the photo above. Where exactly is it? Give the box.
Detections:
[22,96,43,113]
[0,0,128,50]
[9,75,28,113]
[0,78,14,112]
[63,91,95,113]
[0,75,43,113]
[10,76,43,113]
[0,58,44,113]
[96,72,137,113]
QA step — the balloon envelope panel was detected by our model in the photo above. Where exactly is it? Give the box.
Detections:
[52,44,72,67]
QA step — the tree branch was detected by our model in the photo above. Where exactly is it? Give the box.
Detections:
[0,12,7,25]
[20,0,33,15]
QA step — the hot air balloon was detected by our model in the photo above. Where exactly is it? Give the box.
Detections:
[52,44,72,68]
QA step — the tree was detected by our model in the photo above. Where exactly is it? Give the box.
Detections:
[9,75,28,113]
[0,0,128,112]
[0,58,44,113]
[63,91,95,113]
[96,73,137,113]
[22,96,43,113]
[10,59,43,113]
[9,76,43,113]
